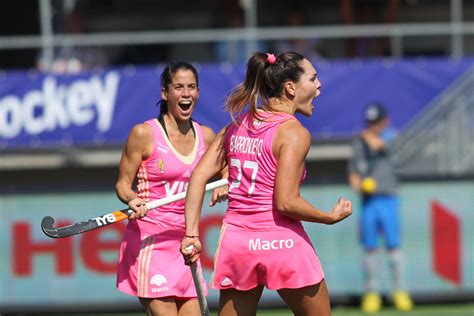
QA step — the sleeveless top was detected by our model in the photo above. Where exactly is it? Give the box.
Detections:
[133,118,206,230]
[223,110,307,229]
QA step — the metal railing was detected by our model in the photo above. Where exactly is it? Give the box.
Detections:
[0,0,471,67]
[393,65,474,176]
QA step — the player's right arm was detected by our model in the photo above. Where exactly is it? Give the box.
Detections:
[273,120,352,225]
[181,126,228,263]
[115,123,153,219]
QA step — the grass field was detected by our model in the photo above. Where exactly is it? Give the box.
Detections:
[256,304,474,316]
[42,304,474,316]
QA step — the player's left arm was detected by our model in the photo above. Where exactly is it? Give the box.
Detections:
[182,127,228,262]
[274,121,352,224]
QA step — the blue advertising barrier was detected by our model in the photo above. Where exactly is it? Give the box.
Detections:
[1,58,473,149]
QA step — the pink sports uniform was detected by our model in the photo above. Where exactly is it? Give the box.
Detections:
[117,118,208,298]
[210,111,324,291]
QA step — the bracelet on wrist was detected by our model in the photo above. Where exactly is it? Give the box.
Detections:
[185,235,199,238]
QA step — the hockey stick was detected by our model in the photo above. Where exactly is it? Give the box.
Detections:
[186,246,211,316]
[190,263,210,316]
[41,178,227,238]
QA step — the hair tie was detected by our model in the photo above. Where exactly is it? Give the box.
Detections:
[266,53,276,64]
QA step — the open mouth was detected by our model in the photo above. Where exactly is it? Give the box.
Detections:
[178,101,192,112]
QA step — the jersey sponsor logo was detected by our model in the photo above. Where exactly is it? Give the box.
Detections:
[220,277,233,287]
[253,119,263,126]
[150,274,167,286]
[151,286,169,293]
[0,72,120,139]
[183,169,191,178]
[158,159,165,173]
[165,181,189,196]
[156,145,168,154]
[150,274,169,293]
[229,135,263,156]
[93,213,117,226]
[248,238,295,251]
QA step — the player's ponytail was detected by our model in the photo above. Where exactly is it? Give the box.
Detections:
[225,51,306,121]
[225,52,267,121]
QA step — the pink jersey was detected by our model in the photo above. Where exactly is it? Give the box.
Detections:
[211,111,323,291]
[117,118,208,299]
[134,118,206,232]
[223,111,306,229]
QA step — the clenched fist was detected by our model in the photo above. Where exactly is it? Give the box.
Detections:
[329,197,353,224]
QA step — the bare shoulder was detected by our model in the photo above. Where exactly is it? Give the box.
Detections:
[125,122,153,155]
[277,119,311,147]
[200,125,216,138]
[129,122,152,141]
[121,122,153,159]
[273,119,311,159]
[200,125,217,146]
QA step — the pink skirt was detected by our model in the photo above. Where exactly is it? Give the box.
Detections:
[116,221,207,298]
[210,222,324,291]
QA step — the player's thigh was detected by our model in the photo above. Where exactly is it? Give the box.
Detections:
[139,297,178,316]
[176,298,201,316]
[277,280,331,316]
[218,286,264,316]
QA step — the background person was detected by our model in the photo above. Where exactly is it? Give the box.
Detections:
[348,103,414,313]
[181,51,352,316]
[115,61,227,316]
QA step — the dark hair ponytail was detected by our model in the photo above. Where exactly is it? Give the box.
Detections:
[225,52,267,121]
[225,51,306,120]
